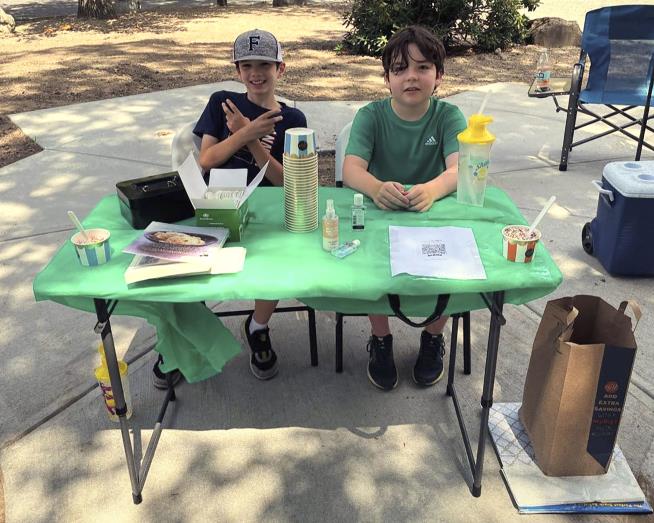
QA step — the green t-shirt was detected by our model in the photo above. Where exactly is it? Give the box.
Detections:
[345,97,467,185]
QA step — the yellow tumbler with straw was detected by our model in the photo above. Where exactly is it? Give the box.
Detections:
[94,344,132,422]
[456,93,496,207]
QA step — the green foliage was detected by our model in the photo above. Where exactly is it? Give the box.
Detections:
[342,0,541,55]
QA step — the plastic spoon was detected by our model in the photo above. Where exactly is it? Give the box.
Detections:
[528,196,556,236]
[67,210,90,242]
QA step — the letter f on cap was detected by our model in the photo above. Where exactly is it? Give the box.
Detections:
[248,35,260,51]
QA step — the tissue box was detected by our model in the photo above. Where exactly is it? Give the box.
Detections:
[176,153,268,243]
[196,202,249,242]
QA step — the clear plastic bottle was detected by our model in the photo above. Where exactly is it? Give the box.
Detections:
[322,199,339,251]
[456,114,495,207]
[351,193,365,231]
[536,49,551,92]
[331,239,360,258]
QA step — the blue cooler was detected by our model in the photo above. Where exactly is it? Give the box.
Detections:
[582,161,654,275]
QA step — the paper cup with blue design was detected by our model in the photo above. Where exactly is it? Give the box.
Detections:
[284,128,316,159]
[71,228,111,266]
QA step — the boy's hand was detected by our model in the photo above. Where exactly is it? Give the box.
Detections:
[373,181,410,210]
[246,109,283,141]
[406,183,436,212]
[223,99,250,133]
[223,100,282,140]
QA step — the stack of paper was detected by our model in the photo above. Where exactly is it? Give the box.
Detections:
[122,221,245,284]
[489,402,652,514]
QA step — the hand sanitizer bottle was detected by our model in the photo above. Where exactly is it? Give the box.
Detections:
[351,193,365,231]
[331,239,361,258]
[322,199,339,251]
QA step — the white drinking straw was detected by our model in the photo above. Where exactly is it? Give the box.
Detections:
[528,196,557,236]
[67,210,90,242]
[477,92,491,115]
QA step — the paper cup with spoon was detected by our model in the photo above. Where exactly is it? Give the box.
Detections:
[68,210,112,266]
[502,196,556,263]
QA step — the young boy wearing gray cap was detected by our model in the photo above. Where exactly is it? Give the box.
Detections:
[193,29,307,381]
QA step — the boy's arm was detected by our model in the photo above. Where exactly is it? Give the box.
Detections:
[244,140,283,186]
[222,100,284,185]
[198,107,282,173]
[405,152,459,212]
[343,154,410,210]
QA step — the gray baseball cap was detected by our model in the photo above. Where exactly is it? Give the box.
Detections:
[232,29,284,63]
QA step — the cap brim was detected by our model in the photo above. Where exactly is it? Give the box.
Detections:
[232,55,283,63]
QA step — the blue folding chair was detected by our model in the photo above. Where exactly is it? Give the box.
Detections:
[558,5,654,171]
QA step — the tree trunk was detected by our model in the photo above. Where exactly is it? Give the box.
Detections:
[127,0,141,12]
[272,0,307,5]
[78,0,116,19]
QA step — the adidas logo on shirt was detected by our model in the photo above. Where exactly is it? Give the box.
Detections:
[424,136,438,146]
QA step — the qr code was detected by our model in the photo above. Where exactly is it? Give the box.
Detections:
[422,241,446,257]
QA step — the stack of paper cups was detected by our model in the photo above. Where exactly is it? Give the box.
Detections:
[283,128,318,232]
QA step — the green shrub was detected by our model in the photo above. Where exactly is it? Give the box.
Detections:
[341,0,540,55]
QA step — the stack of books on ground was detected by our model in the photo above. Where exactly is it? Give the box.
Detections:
[123,221,245,284]
[489,403,652,515]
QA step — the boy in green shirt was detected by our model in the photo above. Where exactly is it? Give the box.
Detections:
[343,25,467,391]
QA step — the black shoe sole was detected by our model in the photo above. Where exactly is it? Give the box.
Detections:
[243,319,278,380]
[249,359,279,380]
[152,369,182,390]
[367,365,398,391]
[412,367,444,387]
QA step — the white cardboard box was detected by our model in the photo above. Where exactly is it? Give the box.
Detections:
[176,152,268,210]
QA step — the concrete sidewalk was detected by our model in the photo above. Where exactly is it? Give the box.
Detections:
[1,81,653,521]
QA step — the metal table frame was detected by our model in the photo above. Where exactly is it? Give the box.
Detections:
[94,290,505,502]
[332,291,504,497]
[92,298,317,504]
[446,291,505,497]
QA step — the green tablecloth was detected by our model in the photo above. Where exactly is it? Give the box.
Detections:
[33,187,562,382]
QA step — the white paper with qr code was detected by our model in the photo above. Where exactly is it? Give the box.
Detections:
[389,226,486,279]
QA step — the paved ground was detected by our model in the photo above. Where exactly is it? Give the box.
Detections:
[1,81,653,521]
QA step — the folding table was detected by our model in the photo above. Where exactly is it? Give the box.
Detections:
[33,186,562,503]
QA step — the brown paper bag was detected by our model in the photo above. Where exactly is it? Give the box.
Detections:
[519,295,641,477]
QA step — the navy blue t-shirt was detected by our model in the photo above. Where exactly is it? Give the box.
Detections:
[193,91,307,186]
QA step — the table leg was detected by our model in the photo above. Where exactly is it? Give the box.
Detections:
[445,291,505,497]
[335,313,344,373]
[94,299,142,503]
[463,312,471,375]
[446,314,460,396]
[308,307,318,367]
[472,291,505,496]
[93,298,176,505]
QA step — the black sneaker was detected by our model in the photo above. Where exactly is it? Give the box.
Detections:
[413,331,446,387]
[152,354,182,390]
[243,313,278,380]
[366,334,398,391]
